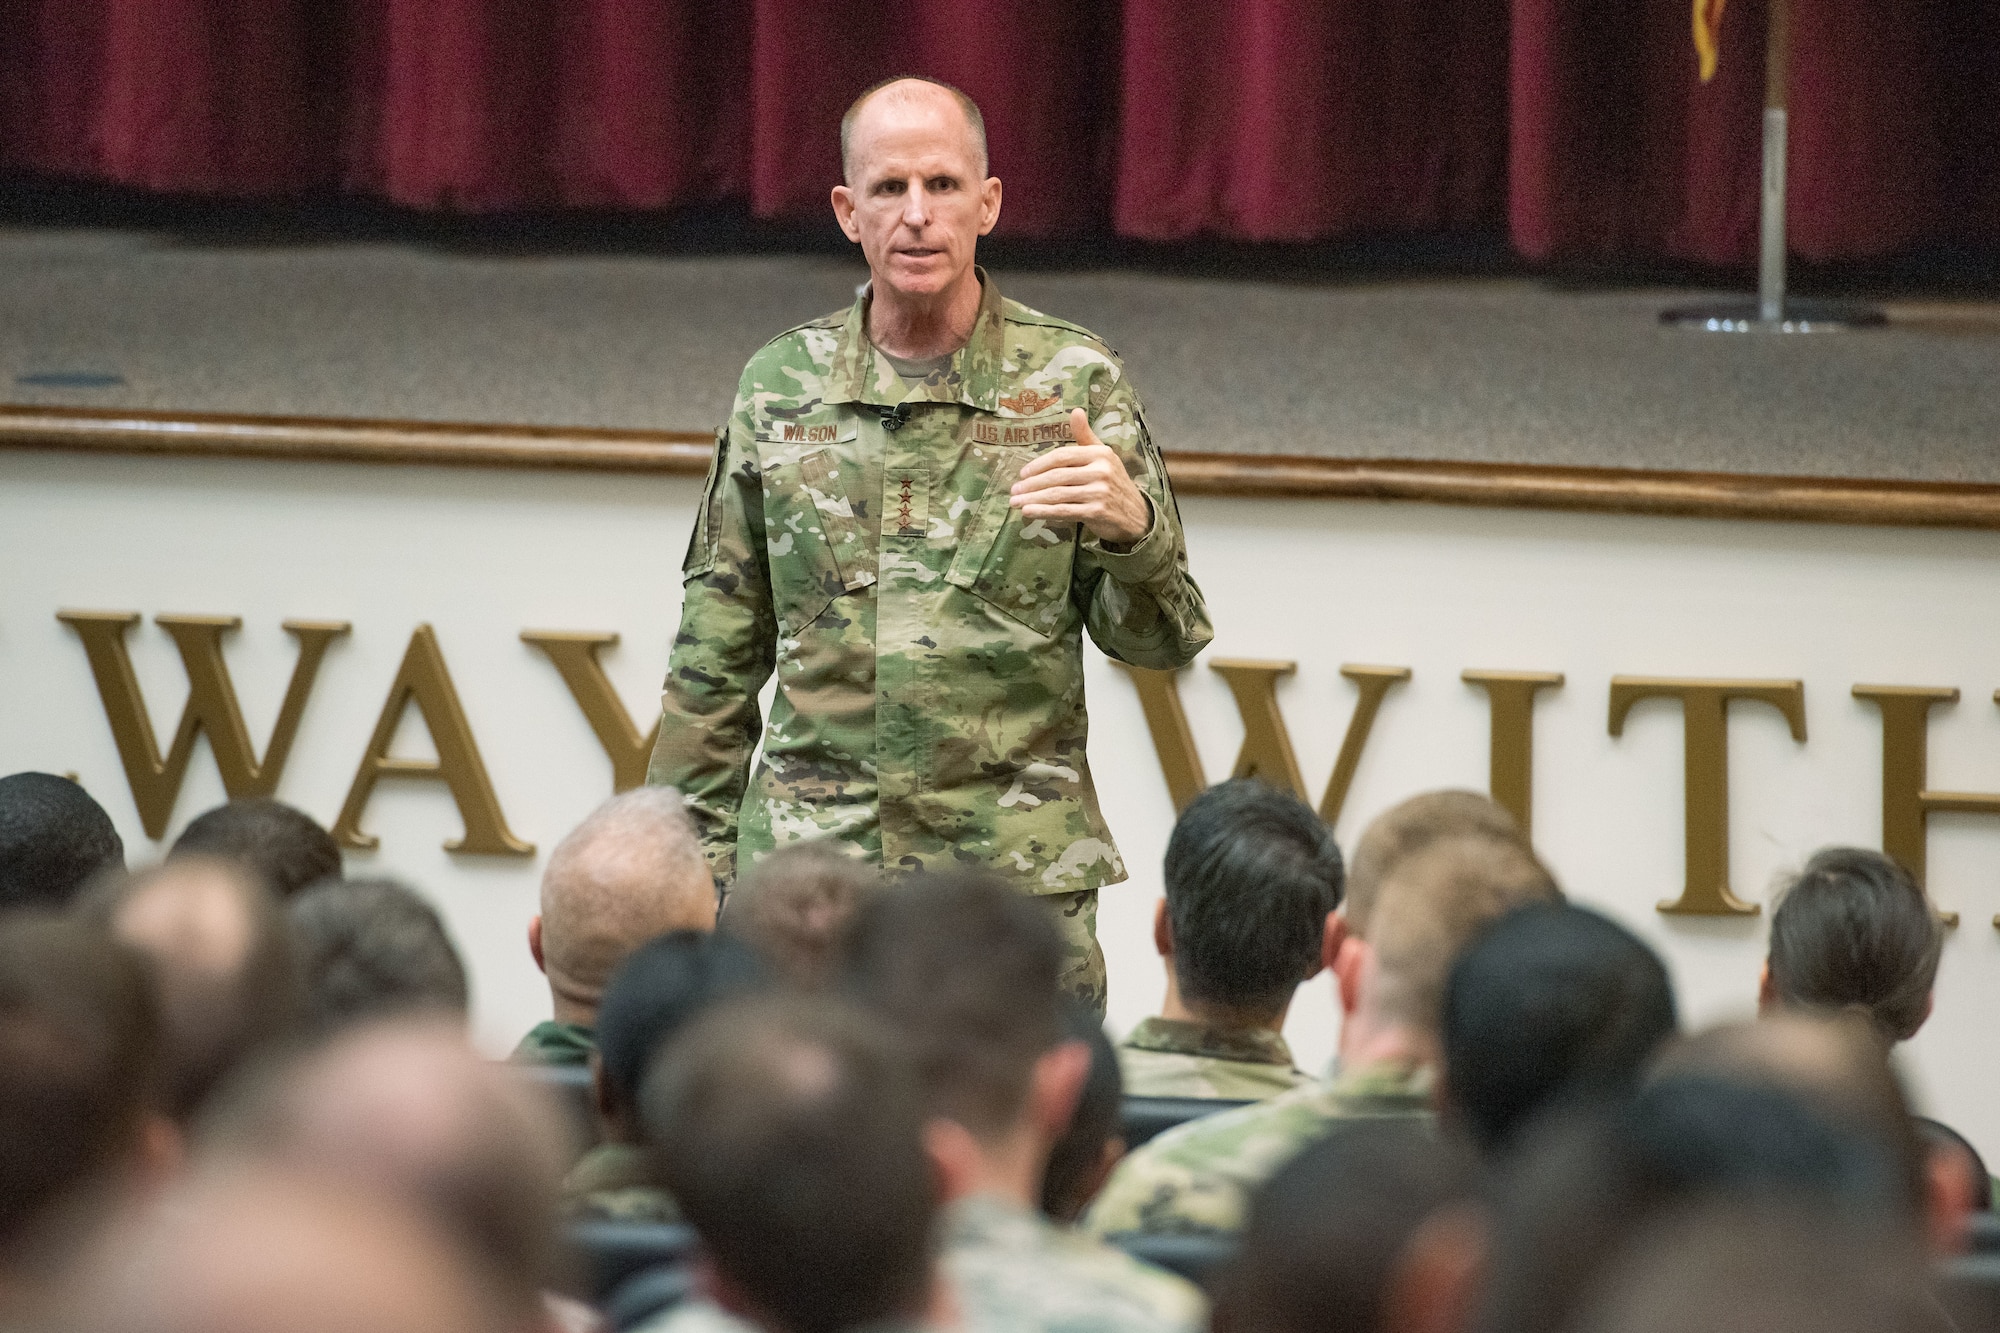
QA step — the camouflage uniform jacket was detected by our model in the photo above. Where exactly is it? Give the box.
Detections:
[1082,1059,1434,1238]
[1116,1017,1312,1100]
[945,1192,1204,1333]
[561,1142,680,1225]
[647,270,1212,888]
[509,1020,595,1066]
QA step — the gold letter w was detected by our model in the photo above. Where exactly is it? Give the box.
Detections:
[58,612,350,839]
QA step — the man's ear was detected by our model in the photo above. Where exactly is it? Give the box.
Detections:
[923,1116,985,1204]
[1030,1039,1092,1144]
[1322,912,1349,973]
[831,184,861,241]
[1153,899,1173,960]
[528,915,546,975]
[978,175,1003,236]
[1924,1139,1980,1256]
[1333,933,1370,1020]
[1756,960,1776,1014]
[1380,1204,1488,1333]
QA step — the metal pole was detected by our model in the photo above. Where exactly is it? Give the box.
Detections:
[1758,0,1790,323]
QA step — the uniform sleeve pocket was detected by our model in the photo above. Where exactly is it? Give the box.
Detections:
[682,427,728,580]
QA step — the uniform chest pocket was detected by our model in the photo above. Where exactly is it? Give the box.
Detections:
[944,447,1078,639]
[764,449,874,635]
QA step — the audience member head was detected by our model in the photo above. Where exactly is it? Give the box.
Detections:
[1345,789,1524,938]
[1442,903,1676,1154]
[644,994,939,1333]
[202,1018,569,1327]
[721,841,881,987]
[1215,1120,1481,1333]
[0,916,164,1301]
[1572,1201,1942,1333]
[531,788,715,1028]
[1762,847,1942,1043]
[842,872,1086,1200]
[1157,778,1343,1026]
[80,857,299,1124]
[594,929,768,1140]
[170,799,341,900]
[288,878,469,1039]
[0,772,123,913]
[1339,830,1561,1065]
[59,1165,499,1333]
[1041,999,1125,1223]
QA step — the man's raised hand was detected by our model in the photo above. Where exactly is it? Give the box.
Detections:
[1008,408,1151,546]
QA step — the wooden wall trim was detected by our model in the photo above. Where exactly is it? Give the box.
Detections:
[6,402,1999,531]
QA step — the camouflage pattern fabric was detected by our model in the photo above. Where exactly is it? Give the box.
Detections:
[1082,1059,1434,1238]
[629,1192,1202,1333]
[509,1019,595,1066]
[648,269,1212,895]
[1116,1017,1311,1100]
[944,1192,1205,1333]
[561,1142,680,1225]
[1046,888,1105,1018]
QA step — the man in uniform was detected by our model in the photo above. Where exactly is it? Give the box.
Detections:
[648,76,1211,1011]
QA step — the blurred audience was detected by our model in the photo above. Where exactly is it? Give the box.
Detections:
[0,772,123,913]
[718,841,882,987]
[203,1017,570,1332]
[1123,780,1340,1101]
[1043,999,1127,1224]
[645,995,944,1333]
[1761,846,1942,1043]
[0,916,169,1324]
[567,929,767,1223]
[1087,791,1557,1237]
[1441,903,1677,1156]
[844,872,1206,1333]
[289,877,469,1039]
[169,797,343,899]
[518,788,716,1066]
[1211,1120,1480,1333]
[58,1165,502,1333]
[78,856,300,1125]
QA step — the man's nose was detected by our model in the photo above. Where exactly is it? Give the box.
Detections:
[900,183,931,228]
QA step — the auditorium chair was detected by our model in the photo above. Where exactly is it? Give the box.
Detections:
[1121,1095,1253,1150]
[566,1218,699,1305]
[512,1061,599,1157]
[1109,1232,1238,1289]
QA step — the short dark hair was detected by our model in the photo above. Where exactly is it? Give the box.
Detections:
[1164,779,1342,1018]
[596,930,768,1113]
[170,798,342,900]
[1442,904,1677,1153]
[1767,847,1941,1041]
[721,843,882,987]
[0,773,124,913]
[1041,998,1122,1222]
[288,878,469,1039]
[645,995,936,1333]
[0,915,160,1265]
[1216,1120,1476,1333]
[80,859,300,1123]
[841,872,1064,1140]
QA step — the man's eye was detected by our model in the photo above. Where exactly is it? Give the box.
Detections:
[877,181,905,195]
[928,178,957,191]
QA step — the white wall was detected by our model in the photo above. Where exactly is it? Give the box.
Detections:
[5,448,1999,1157]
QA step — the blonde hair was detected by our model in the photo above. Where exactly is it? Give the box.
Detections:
[1345,790,1524,938]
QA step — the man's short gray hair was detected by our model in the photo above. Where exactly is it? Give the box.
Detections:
[839,75,989,184]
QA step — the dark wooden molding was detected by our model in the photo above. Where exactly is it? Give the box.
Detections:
[6,402,2000,531]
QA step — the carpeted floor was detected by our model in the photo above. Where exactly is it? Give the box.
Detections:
[4,224,1998,482]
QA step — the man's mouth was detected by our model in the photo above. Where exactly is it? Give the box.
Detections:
[896,247,943,260]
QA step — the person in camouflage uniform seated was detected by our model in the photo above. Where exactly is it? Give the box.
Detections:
[1120,780,1343,1101]
[512,790,716,1066]
[646,75,1211,1016]
[561,931,766,1224]
[1085,792,1560,1238]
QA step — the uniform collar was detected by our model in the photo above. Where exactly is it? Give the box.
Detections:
[827,266,1006,412]
[1123,1016,1298,1068]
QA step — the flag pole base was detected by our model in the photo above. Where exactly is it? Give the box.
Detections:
[1659,299,1886,333]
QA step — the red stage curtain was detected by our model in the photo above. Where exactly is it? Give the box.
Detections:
[1,0,1995,258]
